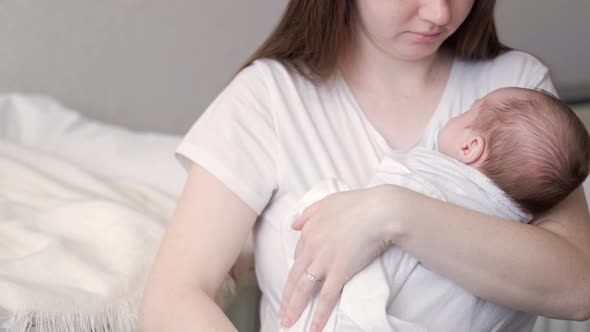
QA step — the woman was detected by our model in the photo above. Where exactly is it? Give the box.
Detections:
[140,0,590,331]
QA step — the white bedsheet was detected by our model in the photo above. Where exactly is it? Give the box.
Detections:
[0,94,185,197]
[0,139,167,331]
[0,94,241,331]
[0,138,238,331]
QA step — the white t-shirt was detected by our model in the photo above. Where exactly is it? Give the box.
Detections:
[175,50,556,331]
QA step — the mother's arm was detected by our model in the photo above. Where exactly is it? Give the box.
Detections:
[280,184,590,331]
[389,184,590,320]
[139,164,258,331]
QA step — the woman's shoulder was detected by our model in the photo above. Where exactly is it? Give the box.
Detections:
[227,58,322,104]
[236,58,308,87]
[491,50,546,67]
[454,50,550,89]
[217,58,299,107]
[233,57,332,105]
[457,50,547,74]
[490,50,549,77]
[240,58,286,76]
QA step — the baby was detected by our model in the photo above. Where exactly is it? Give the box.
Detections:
[437,86,590,216]
[281,87,590,332]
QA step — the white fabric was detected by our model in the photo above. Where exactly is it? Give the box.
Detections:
[0,139,237,331]
[0,94,185,197]
[281,148,535,332]
[175,51,558,331]
[0,95,241,331]
[0,139,162,331]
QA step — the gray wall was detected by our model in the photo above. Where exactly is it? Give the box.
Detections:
[0,0,587,135]
[0,0,288,134]
[496,0,590,102]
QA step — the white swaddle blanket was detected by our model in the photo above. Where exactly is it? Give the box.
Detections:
[0,139,237,332]
[280,148,537,332]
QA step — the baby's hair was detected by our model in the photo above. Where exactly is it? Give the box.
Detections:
[470,89,590,216]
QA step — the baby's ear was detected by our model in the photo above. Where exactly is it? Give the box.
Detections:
[459,134,486,165]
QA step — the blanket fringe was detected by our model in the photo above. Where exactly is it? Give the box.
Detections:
[6,295,141,332]
[5,276,238,332]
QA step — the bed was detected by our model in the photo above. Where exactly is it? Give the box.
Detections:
[0,1,588,331]
[0,94,256,331]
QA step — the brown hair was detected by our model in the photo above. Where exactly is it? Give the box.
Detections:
[236,0,510,82]
[471,90,590,216]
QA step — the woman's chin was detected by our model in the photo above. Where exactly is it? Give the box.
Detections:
[387,43,445,62]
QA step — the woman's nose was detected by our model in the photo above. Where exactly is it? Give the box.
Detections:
[418,0,451,27]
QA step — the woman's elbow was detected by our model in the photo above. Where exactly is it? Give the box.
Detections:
[571,285,590,321]
[573,309,590,322]
[568,301,590,322]
[572,246,590,320]
[562,263,590,321]
[545,282,590,321]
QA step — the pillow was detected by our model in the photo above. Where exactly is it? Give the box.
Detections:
[0,93,185,197]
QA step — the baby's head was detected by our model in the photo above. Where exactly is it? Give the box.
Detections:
[437,87,590,216]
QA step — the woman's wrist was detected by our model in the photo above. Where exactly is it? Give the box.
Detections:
[372,184,414,249]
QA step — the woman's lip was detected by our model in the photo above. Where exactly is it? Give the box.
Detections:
[417,32,442,36]
[407,31,443,42]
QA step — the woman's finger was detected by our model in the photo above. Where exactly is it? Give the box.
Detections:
[292,200,321,230]
[280,253,312,319]
[281,263,325,328]
[309,276,346,332]
[293,231,308,260]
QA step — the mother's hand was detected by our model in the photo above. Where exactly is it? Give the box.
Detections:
[279,185,402,332]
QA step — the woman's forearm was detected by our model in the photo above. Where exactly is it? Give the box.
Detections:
[383,185,590,321]
[139,288,237,332]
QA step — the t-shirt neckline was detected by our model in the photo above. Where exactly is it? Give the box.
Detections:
[336,57,457,154]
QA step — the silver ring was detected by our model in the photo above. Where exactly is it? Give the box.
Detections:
[305,271,323,283]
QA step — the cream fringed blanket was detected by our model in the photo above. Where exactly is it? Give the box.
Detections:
[0,139,237,331]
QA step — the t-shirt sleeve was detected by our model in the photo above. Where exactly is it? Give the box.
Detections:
[522,56,558,97]
[175,61,278,215]
[489,51,559,97]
